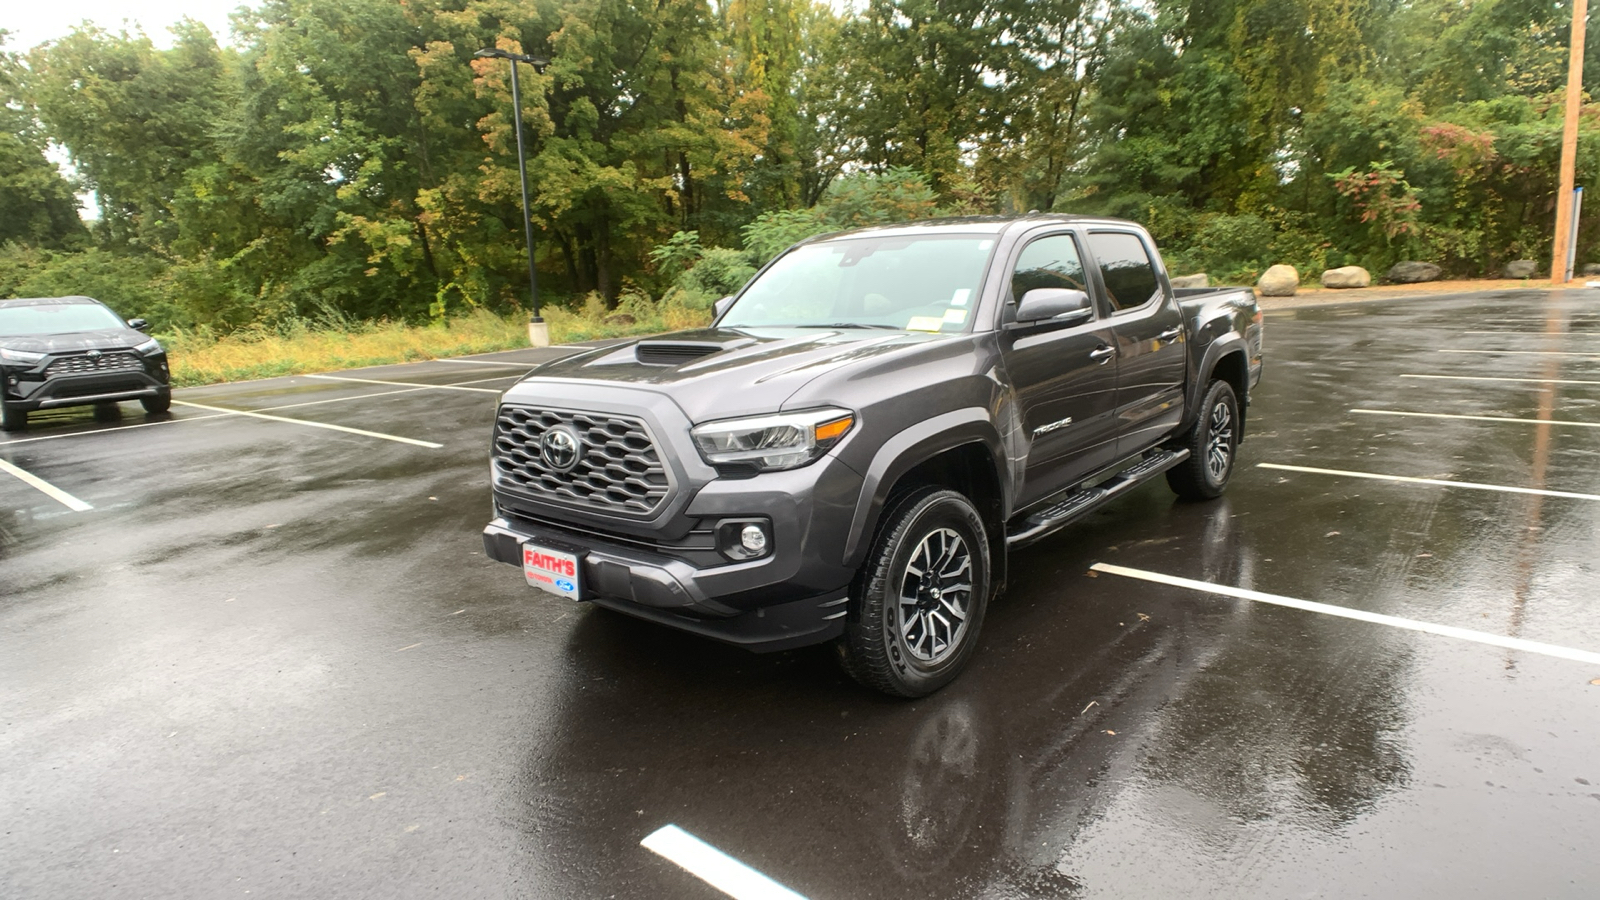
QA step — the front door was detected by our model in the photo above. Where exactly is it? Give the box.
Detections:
[998,232,1122,510]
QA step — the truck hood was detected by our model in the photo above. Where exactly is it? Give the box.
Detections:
[522,326,958,422]
[0,328,148,354]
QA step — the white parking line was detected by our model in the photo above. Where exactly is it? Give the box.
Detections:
[0,413,235,446]
[306,374,502,394]
[173,401,444,448]
[1440,348,1600,357]
[1351,408,1600,429]
[1258,462,1600,501]
[641,825,807,900]
[1463,330,1600,337]
[428,358,537,368]
[0,457,93,511]
[1091,563,1600,667]
[1401,373,1600,387]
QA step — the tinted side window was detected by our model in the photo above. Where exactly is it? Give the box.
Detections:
[1087,232,1159,311]
[1010,234,1087,301]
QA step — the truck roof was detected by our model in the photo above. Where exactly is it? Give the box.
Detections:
[796,214,1144,245]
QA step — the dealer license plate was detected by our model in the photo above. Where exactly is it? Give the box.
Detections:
[522,542,582,601]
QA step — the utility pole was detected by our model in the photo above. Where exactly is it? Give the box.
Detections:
[474,47,552,345]
[1551,0,1588,284]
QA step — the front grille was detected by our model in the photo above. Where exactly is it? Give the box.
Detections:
[494,406,671,516]
[44,351,142,378]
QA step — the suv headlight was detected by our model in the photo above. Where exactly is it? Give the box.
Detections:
[0,348,45,364]
[691,407,855,472]
[133,338,163,355]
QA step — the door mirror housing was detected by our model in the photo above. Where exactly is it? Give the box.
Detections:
[1015,288,1092,325]
[128,318,151,333]
[713,296,735,318]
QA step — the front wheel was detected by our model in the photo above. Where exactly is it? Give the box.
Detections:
[1167,378,1240,501]
[838,488,992,698]
[141,391,172,414]
[0,404,26,432]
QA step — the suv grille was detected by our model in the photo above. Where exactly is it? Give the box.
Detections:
[45,351,142,378]
[493,406,671,516]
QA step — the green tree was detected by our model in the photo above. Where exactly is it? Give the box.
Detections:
[0,32,87,249]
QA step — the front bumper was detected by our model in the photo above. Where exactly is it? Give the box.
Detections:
[483,516,849,652]
[3,358,170,412]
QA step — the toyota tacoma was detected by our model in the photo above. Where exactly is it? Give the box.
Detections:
[483,216,1263,696]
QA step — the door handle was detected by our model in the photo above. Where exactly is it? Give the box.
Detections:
[1157,327,1182,342]
[1089,345,1116,364]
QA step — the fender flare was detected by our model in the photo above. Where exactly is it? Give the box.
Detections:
[841,408,1007,568]
[1186,336,1250,426]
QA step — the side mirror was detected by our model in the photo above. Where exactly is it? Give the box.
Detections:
[713,296,735,318]
[128,318,151,333]
[1015,288,1092,325]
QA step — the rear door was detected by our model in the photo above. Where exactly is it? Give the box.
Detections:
[1084,230,1188,456]
[997,231,1122,510]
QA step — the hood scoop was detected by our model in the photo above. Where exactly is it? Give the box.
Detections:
[635,339,747,366]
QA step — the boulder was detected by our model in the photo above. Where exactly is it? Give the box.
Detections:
[602,312,637,326]
[1256,264,1299,297]
[1582,263,1600,276]
[1319,266,1372,289]
[1171,273,1210,288]
[1502,259,1538,279]
[1385,261,1441,283]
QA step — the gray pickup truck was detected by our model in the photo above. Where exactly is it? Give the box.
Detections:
[483,215,1263,696]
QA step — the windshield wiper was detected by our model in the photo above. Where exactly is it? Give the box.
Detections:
[791,322,902,330]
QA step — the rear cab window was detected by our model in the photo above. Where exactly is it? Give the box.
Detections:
[1086,231,1161,313]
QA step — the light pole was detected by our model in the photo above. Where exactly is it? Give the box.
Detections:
[474,47,551,346]
[1550,0,1587,284]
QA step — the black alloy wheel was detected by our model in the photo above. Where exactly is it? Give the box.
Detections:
[1167,378,1240,501]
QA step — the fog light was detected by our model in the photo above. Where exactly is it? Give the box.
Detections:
[740,524,767,554]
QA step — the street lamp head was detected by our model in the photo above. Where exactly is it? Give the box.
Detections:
[473,47,551,71]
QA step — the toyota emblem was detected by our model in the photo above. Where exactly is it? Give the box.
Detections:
[87,349,102,358]
[540,426,582,472]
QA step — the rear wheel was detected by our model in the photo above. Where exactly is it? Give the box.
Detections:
[1167,378,1239,501]
[0,404,26,432]
[141,391,172,414]
[838,487,991,698]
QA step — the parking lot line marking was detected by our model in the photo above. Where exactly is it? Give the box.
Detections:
[641,825,807,900]
[427,358,537,368]
[1090,563,1600,667]
[1462,330,1600,337]
[0,458,93,511]
[1258,462,1600,501]
[173,401,444,448]
[446,374,522,385]
[0,413,235,446]
[1440,348,1600,357]
[1351,408,1600,429]
[256,387,432,411]
[1401,373,1600,387]
[306,374,502,394]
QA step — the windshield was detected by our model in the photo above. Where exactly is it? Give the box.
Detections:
[0,303,127,337]
[719,234,995,332]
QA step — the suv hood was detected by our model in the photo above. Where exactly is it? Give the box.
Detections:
[0,328,148,355]
[523,326,958,421]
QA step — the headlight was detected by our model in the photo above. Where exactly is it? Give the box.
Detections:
[133,338,163,355]
[0,348,45,364]
[691,407,855,471]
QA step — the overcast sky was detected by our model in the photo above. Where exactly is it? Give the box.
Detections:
[4,0,242,51]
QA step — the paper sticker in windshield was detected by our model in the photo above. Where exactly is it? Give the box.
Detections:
[943,308,968,325]
[906,316,944,332]
[950,289,971,307]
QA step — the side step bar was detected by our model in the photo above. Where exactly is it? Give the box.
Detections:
[1006,448,1190,548]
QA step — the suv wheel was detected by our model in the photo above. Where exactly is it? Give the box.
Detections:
[838,487,991,698]
[0,404,25,432]
[1167,378,1239,501]
[141,391,172,415]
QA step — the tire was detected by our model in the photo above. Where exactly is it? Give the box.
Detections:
[141,391,172,414]
[1167,378,1240,501]
[838,487,992,698]
[0,404,26,432]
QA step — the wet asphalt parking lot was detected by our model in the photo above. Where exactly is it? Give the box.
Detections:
[3,290,1600,899]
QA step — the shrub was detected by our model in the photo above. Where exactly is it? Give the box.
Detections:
[678,248,757,297]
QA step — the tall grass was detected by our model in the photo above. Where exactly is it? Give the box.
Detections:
[163,294,713,387]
